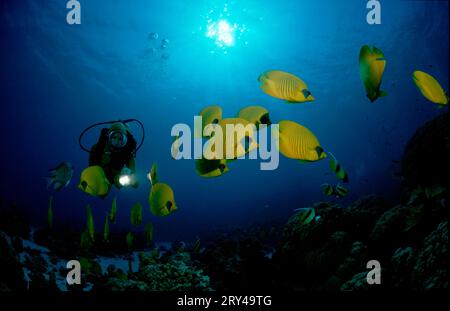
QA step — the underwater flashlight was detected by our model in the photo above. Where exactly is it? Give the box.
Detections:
[118,166,133,187]
[119,174,131,186]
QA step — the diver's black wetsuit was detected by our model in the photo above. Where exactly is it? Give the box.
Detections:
[89,128,137,185]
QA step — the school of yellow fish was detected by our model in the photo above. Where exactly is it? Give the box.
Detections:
[47,43,448,246]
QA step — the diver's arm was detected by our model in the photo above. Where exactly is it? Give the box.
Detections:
[89,128,109,166]
[128,157,136,172]
[89,144,101,166]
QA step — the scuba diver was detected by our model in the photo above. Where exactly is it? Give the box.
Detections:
[78,119,145,197]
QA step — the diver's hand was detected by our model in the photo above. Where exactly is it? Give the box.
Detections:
[114,174,123,189]
[120,167,132,176]
[119,166,139,188]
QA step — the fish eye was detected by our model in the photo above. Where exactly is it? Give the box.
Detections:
[166,201,173,209]
[212,119,219,124]
[81,181,87,189]
[260,114,271,125]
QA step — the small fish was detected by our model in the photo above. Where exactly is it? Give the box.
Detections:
[78,165,110,198]
[131,202,143,226]
[198,105,222,137]
[148,162,158,186]
[412,70,448,106]
[277,120,326,162]
[171,135,180,159]
[149,183,177,217]
[195,158,229,178]
[321,183,348,198]
[328,152,349,183]
[145,223,154,246]
[292,207,316,224]
[47,196,53,229]
[206,118,258,160]
[236,106,271,129]
[359,45,387,103]
[86,204,95,241]
[335,184,349,198]
[148,32,158,40]
[110,196,117,224]
[103,215,109,242]
[258,70,314,103]
[126,232,134,249]
[47,162,74,191]
[321,183,335,196]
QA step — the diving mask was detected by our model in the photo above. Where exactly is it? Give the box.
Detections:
[109,131,128,149]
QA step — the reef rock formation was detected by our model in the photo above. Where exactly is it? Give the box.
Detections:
[401,112,450,196]
[0,231,26,290]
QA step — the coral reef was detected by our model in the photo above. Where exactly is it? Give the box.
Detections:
[97,249,211,291]
[0,113,448,291]
[0,231,26,290]
[401,111,450,195]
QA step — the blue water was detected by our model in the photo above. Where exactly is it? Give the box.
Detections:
[1,0,448,242]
